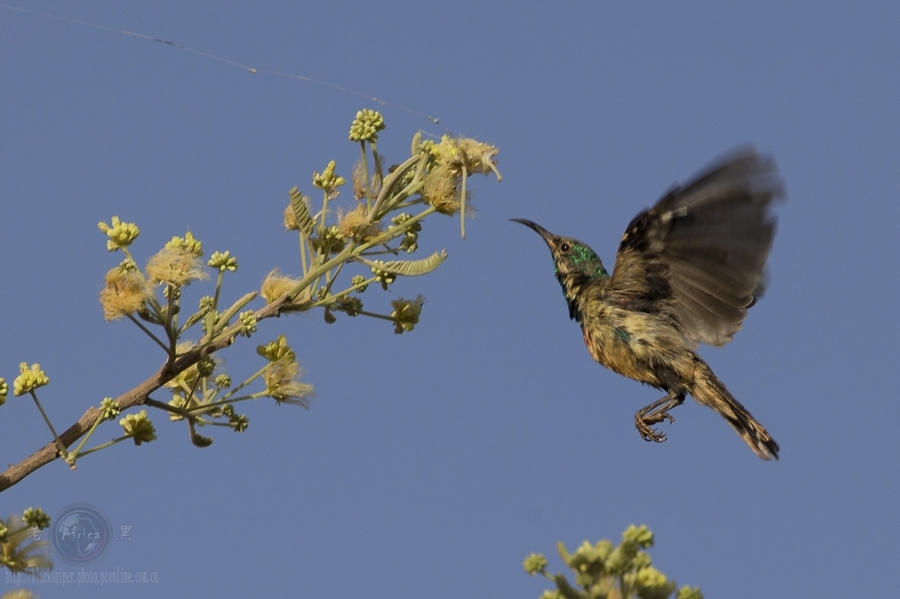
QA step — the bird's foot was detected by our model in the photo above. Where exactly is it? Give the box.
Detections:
[635,411,675,444]
[634,391,684,444]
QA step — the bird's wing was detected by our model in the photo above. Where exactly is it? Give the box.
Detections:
[606,147,784,347]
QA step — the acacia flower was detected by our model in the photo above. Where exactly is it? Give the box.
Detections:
[238,311,257,337]
[350,274,368,292]
[99,267,152,320]
[623,524,654,548]
[13,363,49,396]
[119,410,157,445]
[99,398,121,420]
[348,108,386,143]
[230,413,249,432]
[215,373,232,389]
[336,296,363,316]
[257,334,296,362]
[337,204,379,240]
[98,216,139,251]
[390,295,424,334]
[677,586,704,599]
[208,250,238,272]
[429,136,501,180]
[0,514,52,573]
[371,265,396,290]
[21,508,50,530]
[523,553,548,575]
[260,270,311,305]
[629,565,675,599]
[165,231,203,257]
[423,164,468,215]
[146,247,208,287]
[167,395,188,422]
[263,358,314,407]
[391,213,421,253]
[313,160,346,196]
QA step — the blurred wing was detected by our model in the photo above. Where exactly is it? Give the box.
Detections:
[607,146,784,346]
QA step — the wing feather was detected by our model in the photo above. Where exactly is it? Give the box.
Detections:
[606,146,784,346]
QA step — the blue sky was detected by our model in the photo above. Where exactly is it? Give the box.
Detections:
[1,2,898,597]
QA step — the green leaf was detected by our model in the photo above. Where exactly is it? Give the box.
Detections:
[359,250,447,277]
[371,153,425,218]
[289,186,315,238]
[556,541,572,564]
[553,573,585,599]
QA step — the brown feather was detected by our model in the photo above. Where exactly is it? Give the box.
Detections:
[606,146,783,346]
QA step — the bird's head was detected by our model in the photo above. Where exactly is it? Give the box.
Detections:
[512,219,609,312]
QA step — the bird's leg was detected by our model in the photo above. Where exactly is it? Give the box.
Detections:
[634,391,685,443]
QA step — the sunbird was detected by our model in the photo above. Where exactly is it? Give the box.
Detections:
[513,147,783,460]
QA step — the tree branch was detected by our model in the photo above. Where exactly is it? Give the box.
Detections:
[0,294,285,493]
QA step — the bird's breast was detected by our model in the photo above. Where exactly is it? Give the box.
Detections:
[579,304,696,388]
[581,318,652,383]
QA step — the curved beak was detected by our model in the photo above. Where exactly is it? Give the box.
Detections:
[511,218,557,247]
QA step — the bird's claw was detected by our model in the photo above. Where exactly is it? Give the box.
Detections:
[635,411,674,444]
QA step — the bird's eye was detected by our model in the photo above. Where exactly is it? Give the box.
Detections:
[559,242,571,253]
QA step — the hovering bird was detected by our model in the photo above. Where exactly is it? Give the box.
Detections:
[513,147,783,460]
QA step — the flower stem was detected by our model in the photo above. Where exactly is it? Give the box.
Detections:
[29,391,67,457]
[76,437,128,458]
[127,314,171,353]
[68,411,109,457]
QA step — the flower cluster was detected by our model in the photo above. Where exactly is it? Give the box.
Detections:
[261,269,311,307]
[99,268,151,320]
[421,136,501,216]
[209,250,238,272]
[313,160,346,196]
[391,213,421,253]
[146,247,208,287]
[119,410,157,445]
[21,508,50,530]
[524,525,702,599]
[13,363,49,396]
[337,204,379,241]
[165,231,203,256]
[390,295,424,334]
[259,335,314,407]
[98,216,139,251]
[348,108,386,143]
[70,110,502,476]
[99,398,121,420]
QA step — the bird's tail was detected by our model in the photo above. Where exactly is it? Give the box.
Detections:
[690,359,779,460]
